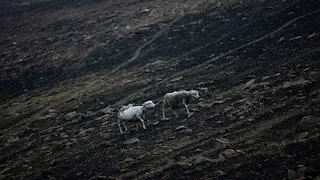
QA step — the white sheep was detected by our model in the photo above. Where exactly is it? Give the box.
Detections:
[118,100,156,133]
[162,90,200,120]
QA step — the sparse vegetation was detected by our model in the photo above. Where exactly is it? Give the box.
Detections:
[1,0,320,179]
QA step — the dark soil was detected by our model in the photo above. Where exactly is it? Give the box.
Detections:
[1,0,320,179]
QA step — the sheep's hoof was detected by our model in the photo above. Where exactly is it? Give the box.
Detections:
[187,112,194,118]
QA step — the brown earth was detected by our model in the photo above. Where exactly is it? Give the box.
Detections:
[1,0,320,179]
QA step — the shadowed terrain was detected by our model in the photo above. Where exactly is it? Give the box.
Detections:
[1,0,320,179]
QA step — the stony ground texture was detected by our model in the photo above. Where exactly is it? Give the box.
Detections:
[1,0,320,179]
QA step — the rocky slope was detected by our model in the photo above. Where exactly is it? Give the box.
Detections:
[1,0,320,179]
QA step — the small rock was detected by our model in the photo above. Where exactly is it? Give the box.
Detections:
[213,170,225,177]
[195,148,203,152]
[288,169,297,180]
[91,175,109,180]
[140,8,150,13]
[170,76,183,82]
[137,26,151,32]
[289,36,302,41]
[85,111,95,117]
[101,141,113,146]
[176,125,187,130]
[297,116,320,131]
[297,132,310,141]
[194,155,221,164]
[259,82,271,87]
[212,100,226,105]
[297,166,307,176]
[99,107,113,114]
[242,79,256,89]
[78,128,95,136]
[216,138,230,144]
[226,56,234,60]
[125,25,131,30]
[180,156,187,160]
[212,154,226,163]
[224,106,233,112]
[281,79,311,89]
[99,133,111,139]
[277,37,285,43]
[248,118,255,122]
[221,18,231,22]
[98,176,108,179]
[245,139,257,145]
[209,113,220,119]
[60,133,69,139]
[230,116,237,121]
[155,78,163,82]
[307,33,316,38]
[123,137,140,145]
[261,76,271,80]
[66,140,76,146]
[124,157,134,162]
[65,111,77,120]
[221,149,237,158]
[7,136,19,143]
[49,109,58,114]
[83,35,93,40]
[0,167,11,174]
[266,142,280,150]
[179,128,193,134]
[137,154,145,160]
[198,87,209,93]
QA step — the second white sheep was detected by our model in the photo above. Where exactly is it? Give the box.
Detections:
[162,90,200,120]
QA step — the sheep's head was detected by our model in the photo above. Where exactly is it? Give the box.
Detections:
[189,90,200,99]
[142,100,156,109]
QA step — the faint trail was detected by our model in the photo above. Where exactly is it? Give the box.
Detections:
[186,8,320,72]
[112,14,184,73]
[113,8,320,106]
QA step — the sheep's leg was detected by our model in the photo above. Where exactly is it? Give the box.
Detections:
[182,100,193,117]
[170,106,179,118]
[122,121,128,132]
[118,119,123,134]
[162,108,168,120]
[137,115,147,129]
[162,102,171,120]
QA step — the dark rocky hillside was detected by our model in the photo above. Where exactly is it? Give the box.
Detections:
[1,0,320,179]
